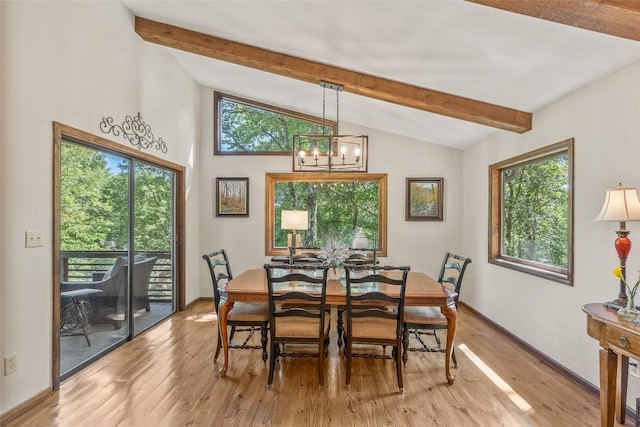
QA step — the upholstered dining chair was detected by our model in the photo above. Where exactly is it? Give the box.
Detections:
[344,265,410,393]
[402,252,472,366]
[202,249,269,363]
[264,263,330,389]
[335,250,380,348]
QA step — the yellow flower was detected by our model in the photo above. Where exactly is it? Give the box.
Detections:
[613,266,624,281]
[612,266,640,300]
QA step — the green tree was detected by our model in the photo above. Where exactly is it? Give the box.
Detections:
[275,180,379,248]
[220,98,331,152]
[502,154,568,268]
[60,141,112,250]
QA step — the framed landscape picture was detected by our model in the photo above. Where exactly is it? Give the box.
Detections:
[216,177,249,217]
[406,177,443,221]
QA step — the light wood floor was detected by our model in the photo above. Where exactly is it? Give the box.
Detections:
[5,301,619,426]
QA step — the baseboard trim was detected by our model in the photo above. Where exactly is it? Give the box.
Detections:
[461,302,636,422]
[184,297,212,311]
[0,388,52,426]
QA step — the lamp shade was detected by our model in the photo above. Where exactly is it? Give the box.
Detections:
[594,185,640,222]
[281,210,309,230]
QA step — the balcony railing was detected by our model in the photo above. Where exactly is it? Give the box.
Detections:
[60,251,173,301]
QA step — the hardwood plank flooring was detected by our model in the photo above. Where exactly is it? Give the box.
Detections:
[5,302,618,426]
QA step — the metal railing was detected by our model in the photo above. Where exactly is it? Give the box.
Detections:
[60,251,173,301]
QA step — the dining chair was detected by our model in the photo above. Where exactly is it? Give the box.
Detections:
[402,252,472,366]
[264,263,330,388]
[202,249,269,363]
[335,250,380,348]
[344,265,410,393]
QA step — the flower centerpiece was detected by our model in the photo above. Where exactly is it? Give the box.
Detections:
[612,265,640,322]
[320,232,350,280]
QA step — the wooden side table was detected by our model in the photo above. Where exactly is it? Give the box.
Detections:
[61,288,102,346]
[583,303,640,427]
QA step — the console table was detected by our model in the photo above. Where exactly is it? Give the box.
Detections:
[582,303,640,427]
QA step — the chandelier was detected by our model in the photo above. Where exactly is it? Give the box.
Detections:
[292,81,368,172]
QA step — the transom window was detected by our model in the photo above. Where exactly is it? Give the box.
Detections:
[214,92,336,155]
[489,139,574,285]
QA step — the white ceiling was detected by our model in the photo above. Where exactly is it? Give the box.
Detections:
[122,0,640,150]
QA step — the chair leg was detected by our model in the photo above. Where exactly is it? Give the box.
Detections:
[267,339,277,389]
[452,347,458,368]
[230,325,236,344]
[433,329,442,348]
[260,323,268,362]
[318,341,325,386]
[346,341,352,386]
[214,328,222,362]
[337,310,344,348]
[396,342,404,393]
[402,325,409,363]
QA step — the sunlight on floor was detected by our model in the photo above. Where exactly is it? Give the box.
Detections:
[187,313,217,322]
[458,343,532,413]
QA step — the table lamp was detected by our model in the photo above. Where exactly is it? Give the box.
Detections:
[595,183,640,308]
[281,210,309,252]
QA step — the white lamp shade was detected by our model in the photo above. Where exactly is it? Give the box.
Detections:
[595,186,640,222]
[281,210,309,230]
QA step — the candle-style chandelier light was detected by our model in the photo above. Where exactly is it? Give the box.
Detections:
[292,81,368,172]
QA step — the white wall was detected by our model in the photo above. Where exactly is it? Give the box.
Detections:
[463,59,640,405]
[198,86,464,297]
[0,1,200,413]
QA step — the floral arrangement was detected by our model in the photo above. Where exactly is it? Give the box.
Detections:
[319,233,350,270]
[612,266,640,304]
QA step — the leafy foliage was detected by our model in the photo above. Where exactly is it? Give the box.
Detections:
[274,180,379,248]
[219,98,332,152]
[501,153,569,268]
[61,140,173,252]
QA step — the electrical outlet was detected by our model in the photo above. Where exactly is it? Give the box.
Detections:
[630,359,639,378]
[25,230,43,248]
[4,355,16,375]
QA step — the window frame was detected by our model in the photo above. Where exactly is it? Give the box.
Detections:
[265,172,387,256]
[488,138,574,286]
[213,92,337,156]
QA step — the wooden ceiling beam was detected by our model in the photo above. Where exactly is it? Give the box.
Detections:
[135,17,532,134]
[467,0,640,42]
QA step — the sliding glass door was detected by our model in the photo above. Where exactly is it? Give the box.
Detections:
[59,139,176,379]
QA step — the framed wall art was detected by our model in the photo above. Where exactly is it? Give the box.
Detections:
[406,177,443,221]
[216,177,249,217]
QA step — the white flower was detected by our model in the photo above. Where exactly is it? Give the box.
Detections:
[320,233,350,269]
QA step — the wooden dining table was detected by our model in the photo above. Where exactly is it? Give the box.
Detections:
[218,268,459,384]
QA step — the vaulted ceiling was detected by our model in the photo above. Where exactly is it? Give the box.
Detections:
[122,0,640,150]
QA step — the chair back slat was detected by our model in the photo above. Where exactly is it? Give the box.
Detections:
[436,252,472,305]
[345,265,410,337]
[202,249,234,310]
[264,263,329,326]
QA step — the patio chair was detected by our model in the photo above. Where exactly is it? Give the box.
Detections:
[61,255,158,329]
[61,265,127,329]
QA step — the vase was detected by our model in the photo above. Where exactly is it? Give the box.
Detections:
[328,267,343,281]
[618,294,640,323]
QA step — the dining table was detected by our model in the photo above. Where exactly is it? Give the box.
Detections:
[217,268,459,384]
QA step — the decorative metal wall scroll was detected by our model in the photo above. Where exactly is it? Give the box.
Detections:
[99,112,168,153]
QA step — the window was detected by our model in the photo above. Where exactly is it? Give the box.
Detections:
[265,173,387,256]
[489,139,574,285]
[214,92,336,155]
